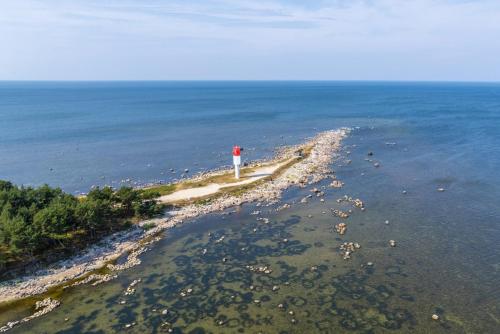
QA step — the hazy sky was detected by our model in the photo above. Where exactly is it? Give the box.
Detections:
[1,0,499,80]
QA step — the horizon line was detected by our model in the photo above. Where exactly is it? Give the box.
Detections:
[1,79,499,84]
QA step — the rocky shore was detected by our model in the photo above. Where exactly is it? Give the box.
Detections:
[0,128,349,326]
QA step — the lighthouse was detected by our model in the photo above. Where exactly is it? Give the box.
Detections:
[233,145,241,179]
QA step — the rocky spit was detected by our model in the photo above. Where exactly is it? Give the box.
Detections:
[0,297,60,332]
[0,128,349,331]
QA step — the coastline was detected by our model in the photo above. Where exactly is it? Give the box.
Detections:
[0,128,349,320]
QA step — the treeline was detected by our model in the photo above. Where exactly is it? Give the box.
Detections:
[0,180,163,271]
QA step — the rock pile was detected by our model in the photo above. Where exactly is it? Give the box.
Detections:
[331,209,350,219]
[340,242,361,260]
[0,298,60,332]
[335,223,347,235]
[329,180,344,188]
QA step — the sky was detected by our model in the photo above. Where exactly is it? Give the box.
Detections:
[0,0,499,81]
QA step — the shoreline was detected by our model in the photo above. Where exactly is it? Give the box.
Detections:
[0,128,349,315]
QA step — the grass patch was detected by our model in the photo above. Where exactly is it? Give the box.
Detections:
[142,183,177,196]
[142,222,157,231]
[177,165,259,189]
[145,164,268,197]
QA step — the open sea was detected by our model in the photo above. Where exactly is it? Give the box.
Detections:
[0,81,499,333]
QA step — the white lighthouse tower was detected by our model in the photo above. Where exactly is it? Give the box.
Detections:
[232,146,241,179]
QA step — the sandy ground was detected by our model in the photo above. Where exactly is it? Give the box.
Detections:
[159,159,292,203]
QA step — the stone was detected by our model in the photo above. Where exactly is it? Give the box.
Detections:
[330,180,344,188]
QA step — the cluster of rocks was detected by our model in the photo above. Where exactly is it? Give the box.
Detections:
[64,273,117,290]
[0,298,60,332]
[340,242,361,260]
[179,288,193,297]
[331,208,350,219]
[107,246,148,271]
[276,203,291,211]
[124,322,136,329]
[335,223,347,235]
[124,278,141,296]
[246,265,273,275]
[257,217,270,224]
[335,195,364,209]
[310,187,325,197]
[214,235,225,244]
[329,180,344,188]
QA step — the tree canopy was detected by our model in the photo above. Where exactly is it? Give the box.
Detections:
[0,181,163,272]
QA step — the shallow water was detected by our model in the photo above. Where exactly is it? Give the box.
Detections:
[0,82,499,333]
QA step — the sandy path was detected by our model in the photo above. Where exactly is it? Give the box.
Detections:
[159,159,292,203]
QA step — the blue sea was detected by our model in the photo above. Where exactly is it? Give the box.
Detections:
[1,81,499,333]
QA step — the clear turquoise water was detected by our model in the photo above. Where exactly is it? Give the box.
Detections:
[0,81,499,333]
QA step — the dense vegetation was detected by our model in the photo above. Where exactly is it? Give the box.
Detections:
[0,180,163,272]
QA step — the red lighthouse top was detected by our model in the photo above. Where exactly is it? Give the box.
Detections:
[232,146,241,156]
